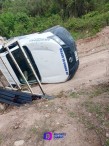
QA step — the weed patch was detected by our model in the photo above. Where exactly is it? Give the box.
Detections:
[70,92,79,98]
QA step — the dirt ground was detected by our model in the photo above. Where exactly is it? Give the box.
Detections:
[0,27,109,146]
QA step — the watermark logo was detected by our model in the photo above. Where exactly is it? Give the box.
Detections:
[43,132,53,140]
[54,133,66,139]
[43,132,66,140]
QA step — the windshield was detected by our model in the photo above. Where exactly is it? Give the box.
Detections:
[44,25,76,51]
[6,47,41,84]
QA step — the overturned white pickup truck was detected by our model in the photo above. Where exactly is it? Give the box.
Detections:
[0,26,79,86]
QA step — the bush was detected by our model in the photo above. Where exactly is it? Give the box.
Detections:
[63,11,109,39]
[32,14,62,32]
[0,8,109,40]
[0,12,15,37]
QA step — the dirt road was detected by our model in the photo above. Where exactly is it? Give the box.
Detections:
[0,27,109,146]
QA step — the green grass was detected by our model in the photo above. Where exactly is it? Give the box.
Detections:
[105,106,109,112]
[82,101,102,115]
[88,86,109,98]
[81,100,109,145]
[70,92,79,98]
[79,115,95,130]
[68,112,77,118]
[105,139,109,146]
[0,133,3,145]
[30,125,54,142]
[77,84,109,98]
[31,127,38,134]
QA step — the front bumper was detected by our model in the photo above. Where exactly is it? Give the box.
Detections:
[67,60,79,81]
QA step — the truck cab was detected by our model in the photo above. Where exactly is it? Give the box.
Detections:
[0,26,79,85]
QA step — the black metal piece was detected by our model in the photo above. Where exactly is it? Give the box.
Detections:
[0,88,30,105]
[41,94,55,100]
[0,88,54,106]
[0,98,20,106]
[0,88,32,98]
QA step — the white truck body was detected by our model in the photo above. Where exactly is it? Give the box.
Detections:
[0,26,79,85]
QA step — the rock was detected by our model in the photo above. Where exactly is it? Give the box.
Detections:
[14,140,25,146]
[57,108,62,113]
[35,126,39,129]
[0,36,5,45]
[56,122,60,125]
[106,133,109,138]
[86,30,89,34]
[13,125,19,129]
[0,103,7,111]
[45,113,50,118]
[106,66,109,76]
[91,49,95,52]
[13,122,21,129]
[88,113,92,117]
